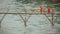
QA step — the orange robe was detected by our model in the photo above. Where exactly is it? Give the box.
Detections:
[40,6,43,14]
[47,6,50,13]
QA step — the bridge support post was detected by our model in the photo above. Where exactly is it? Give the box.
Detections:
[52,11,55,26]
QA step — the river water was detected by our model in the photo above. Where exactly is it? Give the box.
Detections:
[0,0,60,34]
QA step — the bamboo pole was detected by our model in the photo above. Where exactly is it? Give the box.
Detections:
[0,8,9,27]
[0,12,60,14]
